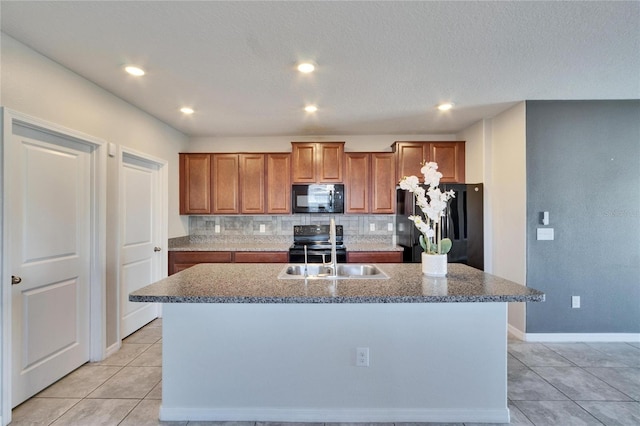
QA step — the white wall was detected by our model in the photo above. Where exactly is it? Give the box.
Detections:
[189,134,457,153]
[488,103,527,332]
[0,34,189,357]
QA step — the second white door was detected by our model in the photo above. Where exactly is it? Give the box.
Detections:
[119,150,164,338]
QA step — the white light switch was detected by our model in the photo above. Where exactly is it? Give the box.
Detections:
[214,225,220,233]
[259,224,266,233]
[537,228,554,240]
[387,223,393,231]
[369,223,376,231]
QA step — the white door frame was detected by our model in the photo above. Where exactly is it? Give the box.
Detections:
[0,108,107,425]
[116,146,168,343]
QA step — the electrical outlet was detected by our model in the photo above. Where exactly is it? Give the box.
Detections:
[214,224,221,233]
[356,347,369,367]
[369,223,375,232]
[259,224,266,233]
[387,222,393,231]
[572,296,581,309]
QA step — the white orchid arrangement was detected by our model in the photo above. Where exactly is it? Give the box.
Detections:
[399,162,455,255]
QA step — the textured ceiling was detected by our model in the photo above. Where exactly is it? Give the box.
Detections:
[2,1,639,137]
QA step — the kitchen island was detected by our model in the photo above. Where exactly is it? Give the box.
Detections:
[130,263,543,423]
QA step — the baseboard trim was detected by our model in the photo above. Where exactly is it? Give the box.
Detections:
[508,325,640,342]
[103,341,121,360]
[159,406,510,423]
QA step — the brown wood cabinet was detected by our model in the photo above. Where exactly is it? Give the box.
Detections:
[179,153,213,214]
[345,152,396,214]
[347,251,403,263]
[240,154,265,214]
[168,251,233,275]
[234,251,288,263]
[291,142,344,183]
[169,250,288,275]
[393,141,465,183]
[266,153,291,214]
[212,154,240,214]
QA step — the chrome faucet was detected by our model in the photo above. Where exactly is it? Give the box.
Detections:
[323,218,338,276]
[303,245,308,277]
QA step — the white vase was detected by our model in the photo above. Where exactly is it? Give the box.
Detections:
[422,253,447,276]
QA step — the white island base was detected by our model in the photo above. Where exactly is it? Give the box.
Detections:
[160,302,509,423]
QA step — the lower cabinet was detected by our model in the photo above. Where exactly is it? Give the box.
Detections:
[233,252,289,263]
[347,251,403,263]
[169,251,288,275]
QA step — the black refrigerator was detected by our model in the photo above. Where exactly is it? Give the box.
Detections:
[396,183,484,270]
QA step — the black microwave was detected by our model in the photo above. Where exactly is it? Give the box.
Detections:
[292,184,344,214]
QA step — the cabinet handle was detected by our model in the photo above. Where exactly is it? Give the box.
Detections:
[12,275,22,285]
[154,247,162,252]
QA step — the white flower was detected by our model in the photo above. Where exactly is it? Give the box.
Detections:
[400,161,456,254]
[399,175,420,192]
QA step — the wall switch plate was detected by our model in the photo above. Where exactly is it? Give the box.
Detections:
[259,224,266,233]
[387,222,393,231]
[356,347,369,367]
[214,225,221,233]
[572,296,581,308]
[369,223,376,232]
[537,228,554,240]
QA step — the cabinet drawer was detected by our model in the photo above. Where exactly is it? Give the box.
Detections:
[347,251,403,263]
[234,251,289,263]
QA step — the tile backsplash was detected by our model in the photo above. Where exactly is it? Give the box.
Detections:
[189,214,396,244]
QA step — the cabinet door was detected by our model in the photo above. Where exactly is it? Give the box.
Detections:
[371,153,396,213]
[240,154,265,214]
[318,142,344,183]
[430,142,465,183]
[266,153,291,214]
[394,142,429,182]
[168,251,233,275]
[212,154,239,214]
[345,153,370,213]
[179,153,212,214]
[291,143,316,183]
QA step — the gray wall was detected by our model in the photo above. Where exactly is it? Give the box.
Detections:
[525,100,640,333]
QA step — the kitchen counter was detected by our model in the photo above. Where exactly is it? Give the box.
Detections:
[129,262,543,304]
[132,263,543,423]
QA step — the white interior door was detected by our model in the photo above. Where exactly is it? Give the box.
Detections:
[9,123,92,406]
[119,151,163,338]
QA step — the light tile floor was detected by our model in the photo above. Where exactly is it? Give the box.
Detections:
[10,319,640,425]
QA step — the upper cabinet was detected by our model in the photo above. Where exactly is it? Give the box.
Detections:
[212,154,240,214]
[393,141,465,184]
[291,142,344,183]
[266,153,291,214]
[179,153,213,215]
[345,152,396,214]
[180,152,290,215]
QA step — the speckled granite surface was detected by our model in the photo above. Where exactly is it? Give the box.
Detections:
[130,263,544,304]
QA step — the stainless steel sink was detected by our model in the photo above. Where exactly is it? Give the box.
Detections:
[277,263,389,280]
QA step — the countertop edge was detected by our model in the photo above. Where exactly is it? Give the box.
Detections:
[129,294,544,304]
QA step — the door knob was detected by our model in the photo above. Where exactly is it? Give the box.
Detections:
[153,247,162,252]
[11,275,22,285]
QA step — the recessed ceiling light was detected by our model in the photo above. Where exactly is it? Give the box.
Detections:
[297,62,316,73]
[437,102,454,111]
[304,105,318,113]
[124,65,145,76]
[180,107,194,115]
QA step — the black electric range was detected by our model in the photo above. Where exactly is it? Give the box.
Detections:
[288,224,347,263]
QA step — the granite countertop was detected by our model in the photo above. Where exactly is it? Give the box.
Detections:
[129,263,544,304]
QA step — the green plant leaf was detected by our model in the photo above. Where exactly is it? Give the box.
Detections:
[419,234,427,251]
[440,238,452,254]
